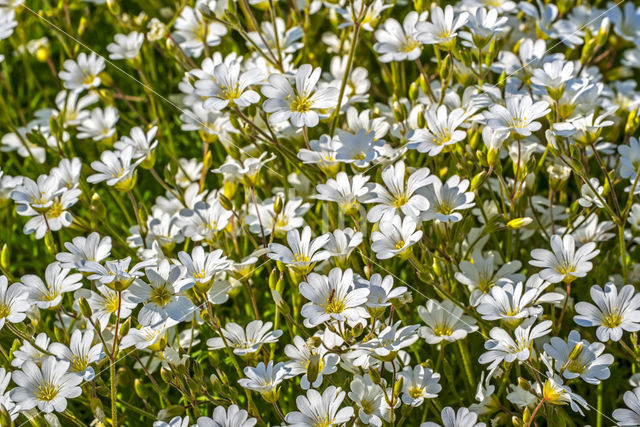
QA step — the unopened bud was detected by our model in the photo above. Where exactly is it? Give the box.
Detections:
[368,367,381,385]
[218,193,234,211]
[507,217,533,229]
[307,353,321,384]
[78,297,92,318]
[119,318,131,338]
[274,194,284,215]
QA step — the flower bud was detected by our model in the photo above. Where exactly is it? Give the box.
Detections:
[596,17,610,47]
[1,244,9,271]
[157,405,185,422]
[274,194,284,215]
[106,0,120,15]
[626,108,640,135]
[507,217,533,229]
[218,193,234,211]
[78,297,92,318]
[368,367,381,385]
[307,353,321,384]
[119,317,131,338]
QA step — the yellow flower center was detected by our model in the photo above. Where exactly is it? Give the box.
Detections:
[409,385,424,398]
[325,297,346,314]
[0,303,10,318]
[290,95,313,113]
[105,294,120,314]
[603,308,623,328]
[150,284,172,307]
[433,324,453,336]
[47,200,64,218]
[313,414,333,427]
[399,36,420,53]
[392,194,409,208]
[220,83,241,101]
[395,240,406,250]
[71,354,89,373]
[293,253,310,263]
[35,382,59,401]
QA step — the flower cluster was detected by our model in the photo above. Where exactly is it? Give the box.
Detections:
[1,0,640,426]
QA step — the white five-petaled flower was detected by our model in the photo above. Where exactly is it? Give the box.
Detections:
[373,12,425,62]
[262,64,338,128]
[207,320,282,355]
[574,283,640,342]
[300,267,369,327]
[285,385,354,427]
[371,214,423,259]
[196,62,263,111]
[529,234,599,283]
[9,356,82,413]
[0,275,29,330]
[364,160,434,222]
[421,406,486,427]
[196,405,257,427]
[314,171,370,215]
[267,226,330,274]
[49,329,103,381]
[58,52,105,91]
[543,330,613,385]
[107,31,144,60]
[613,387,640,426]
[415,5,469,49]
[408,106,468,156]
[127,259,195,327]
[56,232,112,269]
[237,361,288,401]
[87,145,143,191]
[399,365,442,407]
[484,95,550,137]
[419,175,475,223]
[479,320,552,371]
[20,262,82,310]
[418,299,478,344]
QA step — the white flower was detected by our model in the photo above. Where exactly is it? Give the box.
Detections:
[421,406,485,427]
[195,62,263,111]
[529,234,599,283]
[574,283,640,342]
[300,267,369,327]
[177,246,230,287]
[484,95,550,137]
[418,299,478,344]
[455,250,524,306]
[359,321,420,361]
[479,320,552,371]
[459,7,507,48]
[51,157,82,189]
[114,126,159,162]
[334,129,385,167]
[399,365,442,407]
[54,90,98,126]
[408,106,468,156]
[247,196,309,236]
[213,152,275,185]
[415,5,469,49]
[371,214,423,259]
[120,324,168,350]
[20,262,82,309]
[267,226,330,274]
[543,330,613,385]
[179,200,233,242]
[9,356,82,413]
[578,178,604,208]
[196,405,257,426]
[237,361,288,400]
[419,175,475,223]
[348,374,391,426]
[77,107,119,141]
[83,257,154,290]
[49,330,103,381]
[75,284,136,330]
[364,160,434,222]
[58,52,105,91]
[11,333,50,368]
[285,385,354,427]
[0,9,16,40]
[127,259,195,327]
[262,64,338,128]
[476,278,553,322]
[374,12,425,62]
[325,228,363,261]
[613,387,640,426]
[107,31,144,60]
[619,137,640,180]
[207,320,282,355]
[284,335,339,389]
[0,275,29,330]
[356,273,407,317]
[314,171,370,214]
[87,146,142,191]
[531,59,575,99]
[172,6,227,57]
[56,232,112,269]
